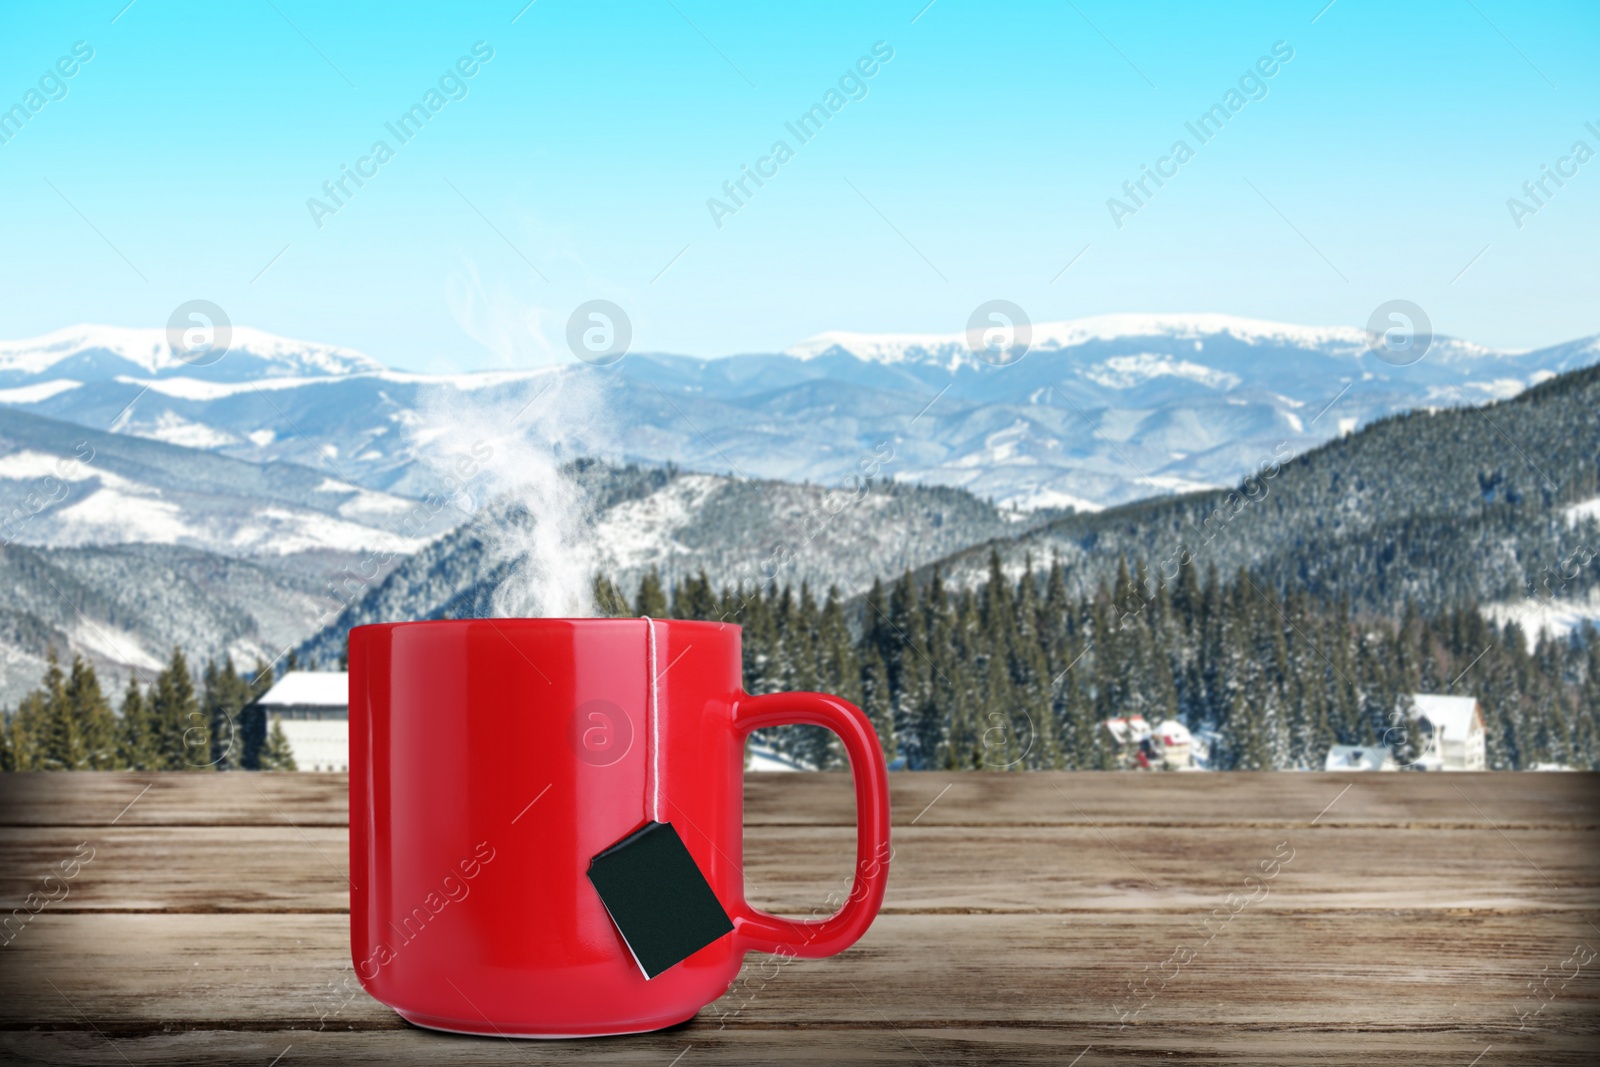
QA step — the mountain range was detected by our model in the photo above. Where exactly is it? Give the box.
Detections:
[293,361,1600,668]
[2,316,1597,704]
[6,317,1597,511]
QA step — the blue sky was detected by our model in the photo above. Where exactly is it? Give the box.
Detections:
[1,0,1596,371]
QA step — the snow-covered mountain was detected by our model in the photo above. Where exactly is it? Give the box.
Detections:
[5,313,1598,706]
[0,324,383,384]
[294,466,1054,665]
[786,313,1387,368]
[2,316,1597,513]
[0,540,334,707]
[0,406,458,705]
[0,406,453,557]
[909,360,1600,629]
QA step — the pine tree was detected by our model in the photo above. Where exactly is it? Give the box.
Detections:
[66,655,119,770]
[11,691,44,771]
[259,716,298,771]
[249,658,274,701]
[236,658,276,771]
[634,569,669,617]
[676,570,718,621]
[149,648,205,771]
[818,588,861,703]
[202,657,252,771]
[118,675,155,771]
[859,644,896,764]
[740,583,778,695]
[36,651,78,771]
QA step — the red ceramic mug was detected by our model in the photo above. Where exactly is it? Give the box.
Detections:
[348,617,892,1037]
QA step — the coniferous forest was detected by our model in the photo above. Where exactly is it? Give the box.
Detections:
[593,554,1600,772]
[5,556,1597,774]
[1,649,297,772]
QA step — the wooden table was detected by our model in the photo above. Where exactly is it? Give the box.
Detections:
[2,772,1597,1064]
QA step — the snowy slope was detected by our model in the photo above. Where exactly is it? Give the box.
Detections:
[293,467,1057,664]
[0,405,459,706]
[1483,589,1600,651]
[0,407,454,558]
[0,541,336,709]
[904,361,1600,631]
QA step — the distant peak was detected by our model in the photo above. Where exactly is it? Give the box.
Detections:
[0,324,385,379]
[786,313,1426,366]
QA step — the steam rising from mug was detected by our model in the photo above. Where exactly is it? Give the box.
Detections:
[409,372,613,618]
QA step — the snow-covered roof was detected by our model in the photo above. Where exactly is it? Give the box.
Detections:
[1324,744,1395,771]
[1405,694,1482,736]
[1103,715,1150,745]
[256,671,348,708]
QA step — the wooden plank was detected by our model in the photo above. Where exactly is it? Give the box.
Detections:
[749,771,1600,830]
[814,823,1600,913]
[0,773,349,828]
[5,824,1596,914]
[4,1028,1595,1067]
[0,827,351,913]
[4,772,1597,829]
[3,913,1596,1032]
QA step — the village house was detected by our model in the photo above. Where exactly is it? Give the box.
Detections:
[249,671,349,772]
[1403,694,1487,771]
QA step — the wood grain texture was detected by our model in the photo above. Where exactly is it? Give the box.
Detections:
[5,1029,1597,1067]
[1,772,1597,1066]
[0,773,351,827]
[4,912,1598,1030]
[3,824,1596,913]
[4,771,1596,828]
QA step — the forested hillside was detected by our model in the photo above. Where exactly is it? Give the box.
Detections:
[593,559,1599,772]
[294,463,1056,664]
[0,540,331,704]
[11,554,1591,774]
[921,363,1600,616]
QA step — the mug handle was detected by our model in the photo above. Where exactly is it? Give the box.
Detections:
[728,690,892,959]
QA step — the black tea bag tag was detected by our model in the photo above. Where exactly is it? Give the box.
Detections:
[587,820,734,979]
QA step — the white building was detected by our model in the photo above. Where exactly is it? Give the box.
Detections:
[1150,719,1196,770]
[1324,744,1398,771]
[252,671,348,772]
[1104,715,1197,770]
[1404,694,1487,771]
